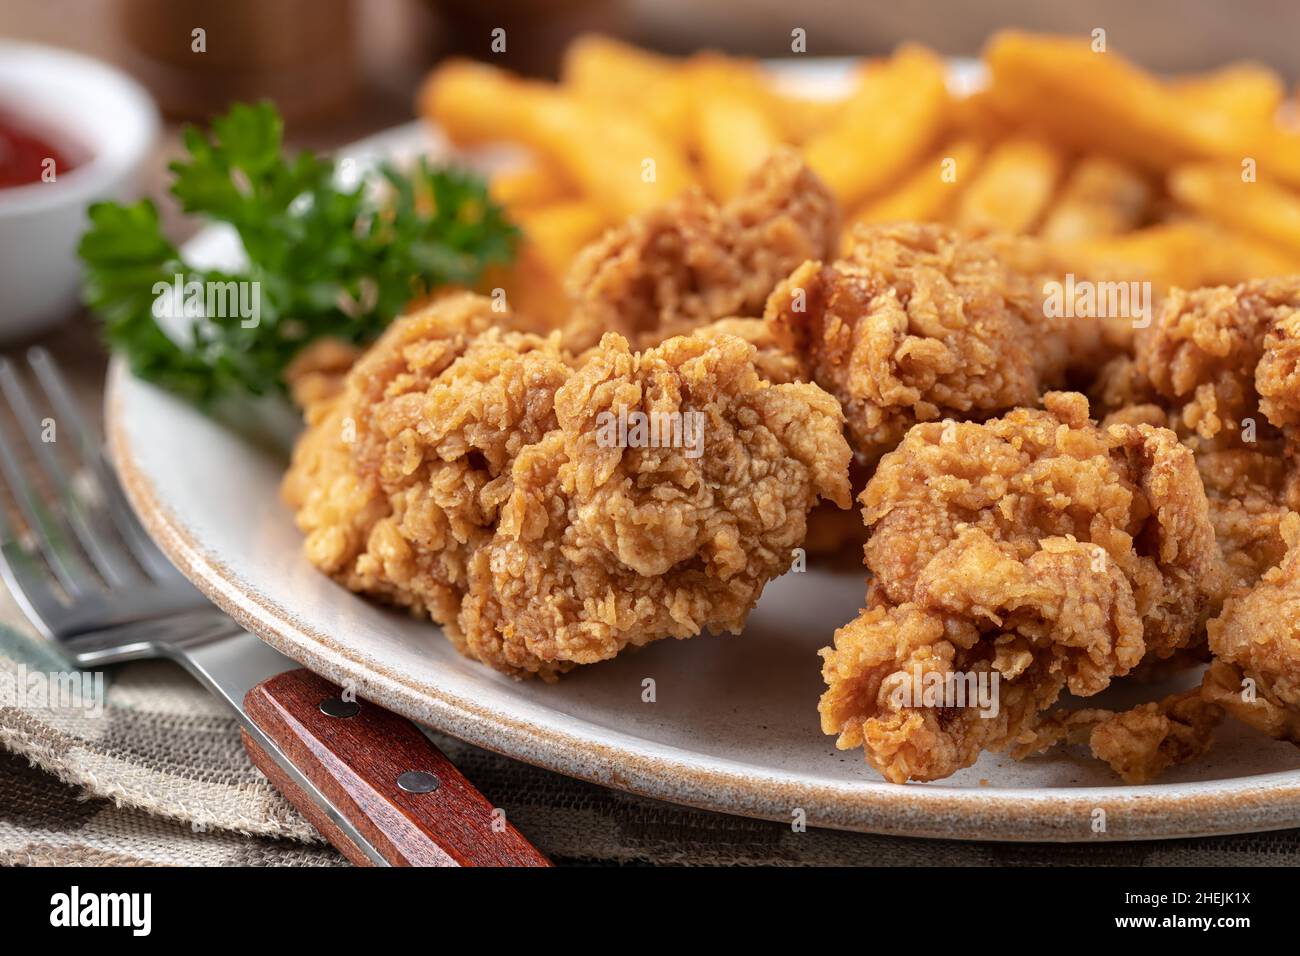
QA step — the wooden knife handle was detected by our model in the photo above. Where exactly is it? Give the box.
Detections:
[241,668,551,867]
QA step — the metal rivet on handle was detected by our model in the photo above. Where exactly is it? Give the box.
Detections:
[397,771,440,793]
[320,697,359,718]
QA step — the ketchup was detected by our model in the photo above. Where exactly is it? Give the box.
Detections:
[0,114,78,189]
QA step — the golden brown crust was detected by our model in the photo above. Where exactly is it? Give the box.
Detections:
[1116,278,1300,591]
[1204,512,1300,744]
[283,292,852,679]
[686,317,802,384]
[819,392,1227,782]
[564,148,838,351]
[1018,689,1223,784]
[764,224,1083,470]
[1137,278,1300,442]
[282,338,362,413]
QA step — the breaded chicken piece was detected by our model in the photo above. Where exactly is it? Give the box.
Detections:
[1135,278,1300,589]
[819,392,1227,782]
[564,148,838,351]
[284,293,852,679]
[1089,690,1223,783]
[801,459,873,562]
[1089,354,1161,425]
[1137,279,1300,442]
[1016,689,1223,784]
[765,224,1082,470]
[1203,513,1300,744]
[282,338,361,413]
[686,317,802,385]
[282,295,570,632]
[1195,444,1299,588]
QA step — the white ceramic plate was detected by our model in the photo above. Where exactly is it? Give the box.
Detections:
[106,70,1300,842]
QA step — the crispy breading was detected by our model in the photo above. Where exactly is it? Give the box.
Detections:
[283,292,852,679]
[1194,444,1299,588]
[1137,278,1300,442]
[765,223,1085,469]
[564,148,838,351]
[1089,354,1161,424]
[1090,689,1223,783]
[819,392,1227,782]
[686,317,802,384]
[1203,512,1300,744]
[1018,689,1223,783]
[282,338,361,413]
[1117,279,1300,589]
[801,459,872,560]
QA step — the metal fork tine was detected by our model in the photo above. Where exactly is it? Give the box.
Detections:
[0,361,105,597]
[0,359,142,589]
[0,527,67,641]
[28,347,180,581]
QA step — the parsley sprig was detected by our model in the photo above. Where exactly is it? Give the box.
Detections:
[79,102,517,406]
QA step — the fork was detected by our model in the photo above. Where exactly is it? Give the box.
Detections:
[0,347,549,867]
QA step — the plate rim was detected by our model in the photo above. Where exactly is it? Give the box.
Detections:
[103,103,1300,843]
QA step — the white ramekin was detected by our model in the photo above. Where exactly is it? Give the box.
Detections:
[0,41,160,341]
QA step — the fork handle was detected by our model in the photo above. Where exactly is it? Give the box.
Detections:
[241,669,551,867]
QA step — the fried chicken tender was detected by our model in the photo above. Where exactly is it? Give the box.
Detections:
[1137,278,1300,442]
[565,147,838,351]
[283,293,852,679]
[282,338,361,412]
[765,223,1088,470]
[686,317,802,384]
[1135,277,1300,589]
[1203,512,1300,744]
[818,392,1227,782]
[1017,689,1223,783]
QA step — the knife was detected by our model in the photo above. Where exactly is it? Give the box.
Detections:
[172,629,551,867]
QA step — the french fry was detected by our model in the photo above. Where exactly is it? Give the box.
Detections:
[1040,156,1152,242]
[848,138,984,231]
[1050,220,1300,290]
[561,34,693,145]
[1169,163,1300,255]
[1172,63,1285,127]
[418,59,538,145]
[984,31,1258,169]
[803,45,950,208]
[421,59,694,220]
[684,52,844,144]
[764,90,846,144]
[1190,223,1300,284]
[491,161,575,210]
[1244,126,1300,192]
[528,99,695,220]
[693,88,783,201]
[562,34,679,89]
[956,136,1064,234]
[948,90,1014,140]
[515,200,610,277]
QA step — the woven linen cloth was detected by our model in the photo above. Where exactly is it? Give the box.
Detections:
[4,327,1300,867]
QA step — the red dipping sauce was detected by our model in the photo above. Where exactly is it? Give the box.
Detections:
[0,113,79,189]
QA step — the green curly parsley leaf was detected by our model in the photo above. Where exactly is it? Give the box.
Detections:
[79,101,518,406]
